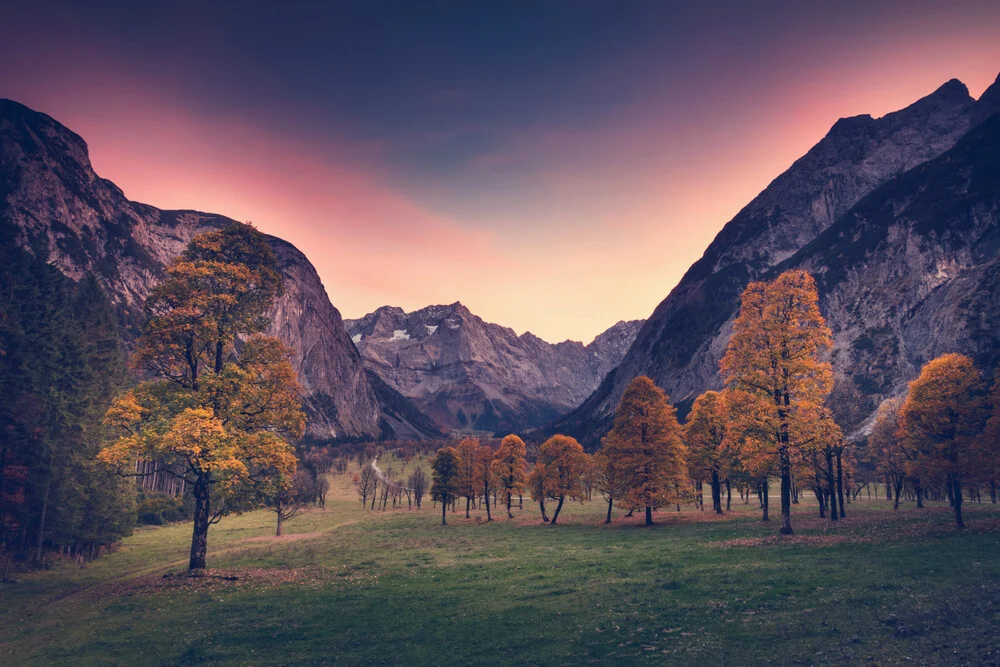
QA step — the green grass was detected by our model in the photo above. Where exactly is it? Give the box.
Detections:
[3,493,1000,666]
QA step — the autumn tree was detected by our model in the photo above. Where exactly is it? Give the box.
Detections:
[408,468,427,509]
[601,376,687,525]
[868,397,911,509]
[475,442,496,521]
[431,447,461,525]
[263,469,313,536]
[795,403,844,520]
[898,354,989,528]
[99,223,305,570]
[527,435,588,524]
[720,270,833,535]
[356,463,377,507]
[685,390,733,514]
[455,437,481,518]
[826,377,870,517]
[491,435,528,519]
[591,451,629,524]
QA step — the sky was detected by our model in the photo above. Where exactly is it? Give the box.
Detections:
[2,1,999,343]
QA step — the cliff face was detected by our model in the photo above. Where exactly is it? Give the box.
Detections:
[555,74,1000,441]
[785,114,1000,406]
[345,303,642,433]
[0,98,437,441]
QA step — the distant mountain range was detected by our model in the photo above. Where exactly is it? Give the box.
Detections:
[345,303,641,432]
[553,73,1000,443]
[0,98,440,442]
[4,71,998,446]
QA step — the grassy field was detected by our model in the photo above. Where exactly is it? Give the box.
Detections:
[3,478,1000,666]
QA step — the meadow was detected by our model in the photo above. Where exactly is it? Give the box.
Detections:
[3,472,999,666]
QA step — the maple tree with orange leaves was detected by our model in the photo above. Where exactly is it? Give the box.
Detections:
[528,435,588,524]
[720,270,833,535]
[898,353,989,528]
[98,223,304,570]
[600,376,687,525]
[491,435,528,519]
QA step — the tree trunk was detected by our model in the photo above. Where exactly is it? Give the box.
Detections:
[815,482,826,518]
[551,496,565,524]
[276,510,283,537]
[893,477,903,510]
[189,477,210,570]
[645,505,653,526]
[914,478,924,508]
[726,479,731,511]
[711,470,722,514]
[441,501,447,525]
[761,478,769,522]
[484,488,492,522]
[952,477,964,528]
[605,496,613,524]
[465,497,470,519]
[780,452,793,535]
[539,498,549,523]
[507,494,513,519]
[34,478,51,565]
[835,449,846,517]
[826,451,838,521]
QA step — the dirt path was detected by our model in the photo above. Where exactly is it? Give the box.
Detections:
[36,516,363,608]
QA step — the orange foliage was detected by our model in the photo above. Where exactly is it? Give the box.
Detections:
[719,270,833,534]
[601,376,687,524]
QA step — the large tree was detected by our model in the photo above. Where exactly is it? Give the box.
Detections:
[720,270,833,535]
[898,354,989,528]
[491,435,527,519]
[601,376,687,525]
[528,435,588,525]
[98,223,305,570]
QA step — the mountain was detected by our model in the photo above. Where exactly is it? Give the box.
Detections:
[345,303,642,433]
[0,98,440,441]
[555,74,1000,442]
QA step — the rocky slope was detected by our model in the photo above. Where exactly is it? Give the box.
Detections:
[0,98,440,441]
[345,303,642,432]
[554,74,1000,442]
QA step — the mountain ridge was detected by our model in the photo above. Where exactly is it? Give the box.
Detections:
[346,302,642,433]
[552,74,1000,442]
[0,98,441,441]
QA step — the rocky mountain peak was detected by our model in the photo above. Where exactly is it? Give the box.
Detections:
[0,99,441,441]
[552,73,1000,444]
[346,304,644,433]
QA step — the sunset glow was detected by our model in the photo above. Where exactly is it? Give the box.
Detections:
[3,1,999,342]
